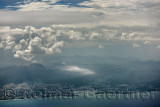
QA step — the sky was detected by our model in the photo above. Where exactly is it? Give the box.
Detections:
[0,0,160,68]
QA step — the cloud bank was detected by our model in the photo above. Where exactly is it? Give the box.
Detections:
[0,24,160,62]
[0,0,160,62]
[63,66,95,75]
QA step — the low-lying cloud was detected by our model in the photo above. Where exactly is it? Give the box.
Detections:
[63,66,95,75]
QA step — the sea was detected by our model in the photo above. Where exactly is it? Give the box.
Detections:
[0,92,160,107]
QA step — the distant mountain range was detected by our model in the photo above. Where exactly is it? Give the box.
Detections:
[0,63,96,88]
[0,60,160,89]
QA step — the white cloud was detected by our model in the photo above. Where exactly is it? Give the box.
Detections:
[132,43,141,48]
[0,26,65,61]
[89,32,100,40]
[1,24,160,61]
[121,33,128,40]
[144,41,150,45]
[98,45,104,48]
[0,0,160,63]
[0,0,159,28]
[0,10,100,26]
[68,30,85,40]
[0,0,159,62]
[79,0,160,11]
[63,66,95,75]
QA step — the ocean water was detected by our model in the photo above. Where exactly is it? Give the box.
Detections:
[0,94,160,107]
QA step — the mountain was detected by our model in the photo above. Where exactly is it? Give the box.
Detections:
[0,63,95,88]
[0,60,160,89]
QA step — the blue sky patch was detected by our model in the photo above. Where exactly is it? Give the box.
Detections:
[0,0,90,10]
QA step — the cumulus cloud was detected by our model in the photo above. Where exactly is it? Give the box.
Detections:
[63,66,95,75]
[0,0,160,62]
[0,26,65,62]
[0,24,160,61]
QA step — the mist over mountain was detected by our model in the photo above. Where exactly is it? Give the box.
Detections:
[0,63,96,88]
[0,60,160,90]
